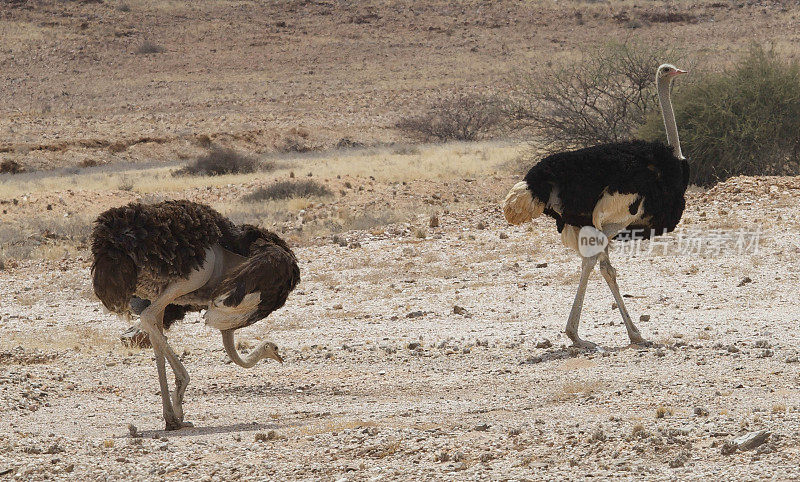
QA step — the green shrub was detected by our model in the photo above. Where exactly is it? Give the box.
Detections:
[244,180,332,202]
[640,45,800,185]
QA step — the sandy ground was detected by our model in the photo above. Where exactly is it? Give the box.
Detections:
[2,174,800,480]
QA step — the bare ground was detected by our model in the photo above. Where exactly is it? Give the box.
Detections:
[1,172,800,480]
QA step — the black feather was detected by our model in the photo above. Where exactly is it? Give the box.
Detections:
[524,140,689,239]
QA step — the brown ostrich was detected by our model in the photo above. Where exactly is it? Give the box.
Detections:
[91,200,300,430]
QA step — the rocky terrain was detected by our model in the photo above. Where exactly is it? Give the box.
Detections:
[1,170,800,480]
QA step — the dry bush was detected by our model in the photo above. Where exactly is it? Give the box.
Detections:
[174,147,265,176]
[276,127,314,153]
[244,180,332,202]
[136,40,165,55]
[396,92,503,141]
[0,160,25,175]
[506,40,681,152]
[640,45,800,185]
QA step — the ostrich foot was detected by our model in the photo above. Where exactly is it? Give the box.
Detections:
[629,335,653,347]
[165,420,193,431]
[569,338,598,350]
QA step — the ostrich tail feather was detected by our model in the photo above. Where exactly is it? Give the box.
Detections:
[503,181,545,225]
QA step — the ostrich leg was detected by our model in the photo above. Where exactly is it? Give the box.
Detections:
[565,254,600,349]
[139,249,216,430]
[597,249,648,345]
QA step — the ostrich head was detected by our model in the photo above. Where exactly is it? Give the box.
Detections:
[254,341,284,364]
[656,64,688,82]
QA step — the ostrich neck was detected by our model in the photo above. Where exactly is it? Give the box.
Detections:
[657,79,684,160]
[221,329,262,368]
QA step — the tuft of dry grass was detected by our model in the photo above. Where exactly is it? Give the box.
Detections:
[556,379,603,400]
[655,406,673,418]
[136,40,165,55]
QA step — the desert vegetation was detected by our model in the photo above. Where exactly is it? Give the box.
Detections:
[640,45,800,185]
[244,179,332,201]
[173,147,265,177]
[396,92,504,142]
[394,40,799,186]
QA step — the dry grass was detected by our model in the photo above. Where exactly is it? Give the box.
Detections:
[0,142,518,199]
[0,325,115,354]
[772,403,787,414]
[555,379,603,401]
[655,406,674,418]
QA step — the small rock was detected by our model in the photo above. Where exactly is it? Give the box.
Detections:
[429,214,439,228]
[499,232,508,239]
[639,314,651,322]
[128,424,140,438]
[723,430,771,454]
[785,355,799,363]
[476,221,487,230]
[407,342,421,350]
[453,305,467,315]
[535,339,552,349]
[332,304,343,310]
[535,262,548,268]
[406,311,424,318]
[474,423,490,432]
[45,443,63,454]
[668,451,688,468]
[737,277,752,287]
[693,407,709,417]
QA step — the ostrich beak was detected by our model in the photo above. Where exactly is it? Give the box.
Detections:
[268,349,284,364]
[672,69,688,76]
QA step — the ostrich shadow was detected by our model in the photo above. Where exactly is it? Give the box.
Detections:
[137,421,283,439]
[520,342,660,365]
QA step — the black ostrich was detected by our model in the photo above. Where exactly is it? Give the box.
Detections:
[503,64,689,349]
[91,200,300,430]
